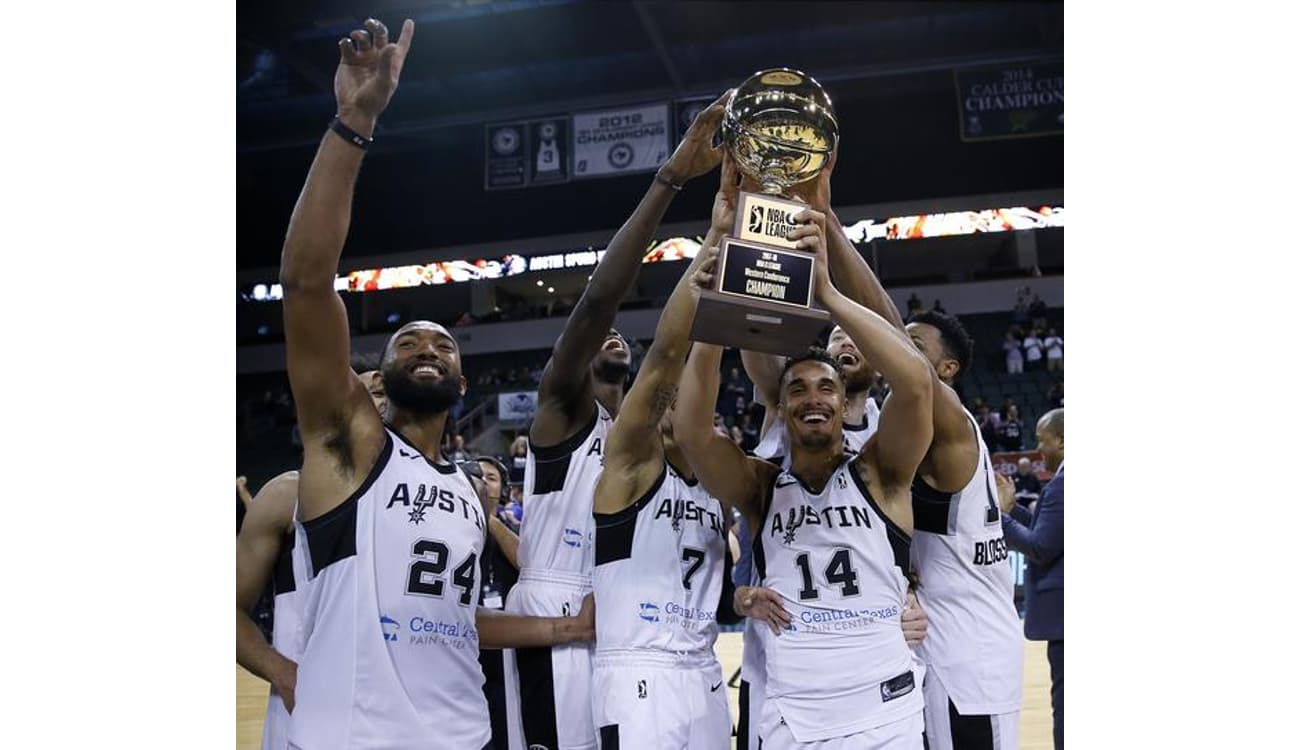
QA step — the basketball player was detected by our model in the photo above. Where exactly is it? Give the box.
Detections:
[731,151,924,750]
[788,195,1023,745]
[589,161,737,748]
[235,371,388,750]
[904,311,1023,750]
[502,90,732,750]
[674,206,934,748]
[278,19,595,749]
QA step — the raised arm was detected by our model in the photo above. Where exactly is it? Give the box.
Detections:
[531,93,730,446]
[594,243,720,514]
[789,150,905,331]
[741,349,785,413]
[790,209,933,489]
[279,19,414,519]
[235,472,300,712]
[673,342,767,526]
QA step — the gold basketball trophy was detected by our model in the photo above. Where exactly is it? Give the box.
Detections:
[689,68,840,356]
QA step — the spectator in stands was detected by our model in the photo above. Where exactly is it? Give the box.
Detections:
[1044,328,1064,372]
[1023,329,1045,370]
[1012,291,1031,331]
[1014,457,1043,508]
[1004,331,1024,374]
[448,434,471,463]
[723,367,748,407]
[932,299,946,314]
[907,292,923,319]
[508,435,528,487]
[738,413,760,452]
[1047,383,1064,409]
[998,404,1025,451]
[729,425,744,447]
[529,364,544,384]
[1029,293,1049,329]
[976,404,999,451]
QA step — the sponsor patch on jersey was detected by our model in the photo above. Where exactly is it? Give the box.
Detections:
[638,602,661,622]
[880,670,915,702]
[562,527,584,548]
[380,614,400,642]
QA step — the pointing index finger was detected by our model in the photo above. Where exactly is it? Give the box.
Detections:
[395,19,415,55]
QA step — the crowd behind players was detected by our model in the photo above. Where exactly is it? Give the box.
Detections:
[239,298,1063,548]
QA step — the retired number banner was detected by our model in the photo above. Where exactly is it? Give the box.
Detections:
[955,60,1063,142]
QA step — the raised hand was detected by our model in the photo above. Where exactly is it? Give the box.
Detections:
[787,206,831,299]
[661,90,733,184]
[709,153,741,234]
[334,18,415,133]
[788,146,838,212]
[690,244,720,292]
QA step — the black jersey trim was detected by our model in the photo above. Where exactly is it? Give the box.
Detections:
[843,418,870,432]
[593,464,667,566]
[272,529,297,595]
[911,477,956,536]
[390,428,458,474]
[530,407,599,461]
[848,459,912,575]
[752,469,779,582]
[302,433,393,575]
[715,540,742,625]
[666,457,698,486]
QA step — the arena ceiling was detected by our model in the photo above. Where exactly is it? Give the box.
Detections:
[236,1,1063,271]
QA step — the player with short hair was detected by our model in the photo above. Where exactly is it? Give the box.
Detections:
[277,19,594,749]
[501,90,732,750]
[675,206,935,749]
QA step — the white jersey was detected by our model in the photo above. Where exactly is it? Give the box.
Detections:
[754,398,878,464]
[516,403,613,579]
[262,511,310,750]
[592,461,727,656]
[753,456,923,742]
[290,429,490,750]
[910,411,1023,715]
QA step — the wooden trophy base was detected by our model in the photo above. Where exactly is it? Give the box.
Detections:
[689,288,831,357]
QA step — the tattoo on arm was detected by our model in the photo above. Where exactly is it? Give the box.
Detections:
[649,384,678,424]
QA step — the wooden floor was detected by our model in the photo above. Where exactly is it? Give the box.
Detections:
[237,638,1053,748]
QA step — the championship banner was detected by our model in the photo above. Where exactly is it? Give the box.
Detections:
[955,60,1063,142]
[572,103,670,178]
[498,391,539,423]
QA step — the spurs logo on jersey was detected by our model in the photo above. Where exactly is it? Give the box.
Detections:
[910,410,1023,716]
[593,463,727,654]
[754,398,879,466]
[752,456,922,743]
[289,429,491,750]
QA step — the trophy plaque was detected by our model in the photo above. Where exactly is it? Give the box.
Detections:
[690,68,840,357]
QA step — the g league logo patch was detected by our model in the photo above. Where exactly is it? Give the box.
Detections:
[637,679,647,699]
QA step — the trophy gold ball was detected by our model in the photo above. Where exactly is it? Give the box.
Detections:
[723,68,839,195]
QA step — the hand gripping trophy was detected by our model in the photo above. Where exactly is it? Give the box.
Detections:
[690,68,840,355]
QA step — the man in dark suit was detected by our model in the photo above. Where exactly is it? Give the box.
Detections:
[996,408,1064,749]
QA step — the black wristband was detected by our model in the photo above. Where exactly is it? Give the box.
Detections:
[329,117,373,151]
[654,169,684,192]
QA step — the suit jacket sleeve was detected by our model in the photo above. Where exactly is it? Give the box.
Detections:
[1002,472,1063,567]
